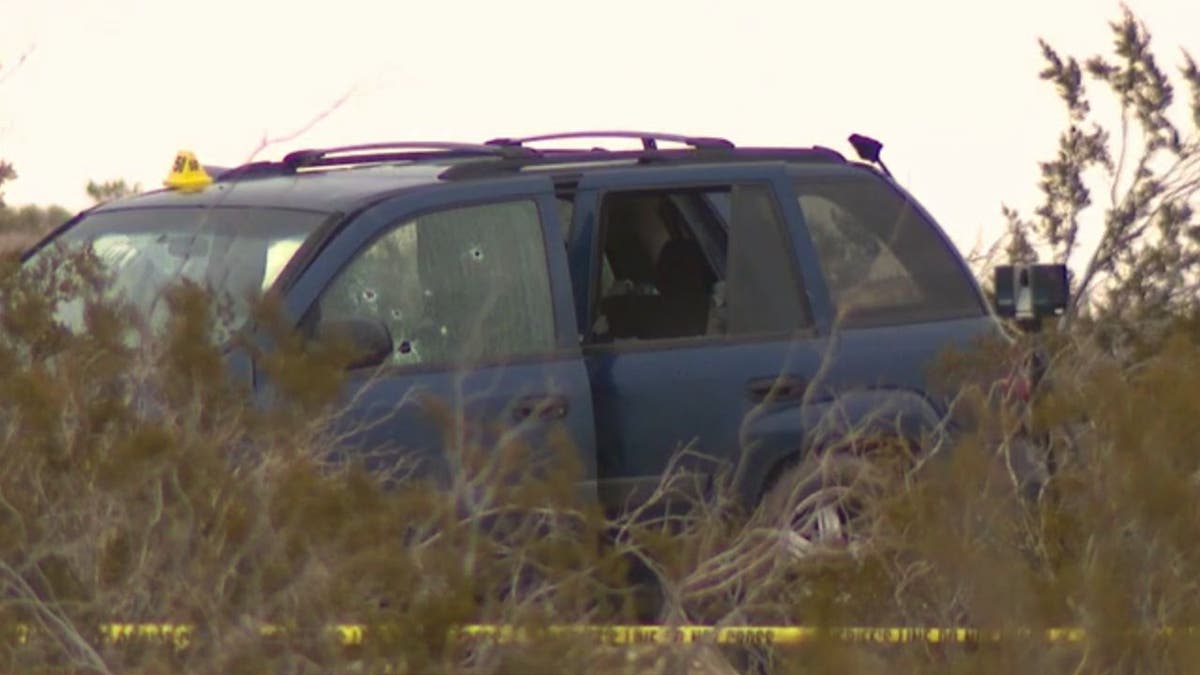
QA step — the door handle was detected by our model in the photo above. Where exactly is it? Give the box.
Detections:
[513,394,570,422]
[746,375,807,403]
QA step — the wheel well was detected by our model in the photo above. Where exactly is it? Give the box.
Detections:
[757,452,804,504]
[753,433,923,506]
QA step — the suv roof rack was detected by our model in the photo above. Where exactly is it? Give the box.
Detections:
[281,141,533,170]
[210,142,536,182]
[207,134,850,184]
[485,130,735,151]
[439,144,846,181]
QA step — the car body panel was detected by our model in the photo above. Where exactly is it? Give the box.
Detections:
[28,137,1012,514]
[266,176,599,494]
[567,162,1004,509]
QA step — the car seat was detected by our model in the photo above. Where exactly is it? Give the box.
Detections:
[648,238,715,338]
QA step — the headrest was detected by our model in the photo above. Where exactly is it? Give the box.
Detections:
[655,238,714,296]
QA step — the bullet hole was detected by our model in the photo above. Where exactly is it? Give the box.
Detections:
[398,340,412,354]
[469,246,484,261]
[362,288,378,303]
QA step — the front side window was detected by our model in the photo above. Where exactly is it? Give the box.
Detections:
[795,175,984,327]
[314,199,556,368]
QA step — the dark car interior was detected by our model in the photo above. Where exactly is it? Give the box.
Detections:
[592,191,722,341]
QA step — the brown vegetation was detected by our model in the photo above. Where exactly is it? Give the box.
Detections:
[1,7,1197,673]
[0,245,1198,674]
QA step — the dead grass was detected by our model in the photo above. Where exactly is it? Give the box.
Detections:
[0,229,44,255]
[1,247,1199,673]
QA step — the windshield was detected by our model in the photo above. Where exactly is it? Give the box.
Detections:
[31,205,329,335]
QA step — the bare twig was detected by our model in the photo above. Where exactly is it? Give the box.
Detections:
[241,87,357,164]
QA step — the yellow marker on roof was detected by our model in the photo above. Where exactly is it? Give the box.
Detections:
[164,150,213,191]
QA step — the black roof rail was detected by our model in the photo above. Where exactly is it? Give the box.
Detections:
[281,141,534,170]
[437,145,846,181]
[211,161,290,181]
[485,130,735,151]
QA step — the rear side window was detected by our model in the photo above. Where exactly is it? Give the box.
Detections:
[315,199,556,368]
[794,176,983,327]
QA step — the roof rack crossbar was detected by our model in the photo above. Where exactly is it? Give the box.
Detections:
[282,141,532,169]
[485,130,735,151]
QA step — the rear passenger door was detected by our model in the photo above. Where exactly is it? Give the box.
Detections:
[569,165,827,506]
[281,178,598,496]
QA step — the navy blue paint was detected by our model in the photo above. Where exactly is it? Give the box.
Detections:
[38,147,1011,516]
[272,175,598,490]
[585,336,828,485]
[572,164,821,497]
[326,356,597,491]
[567,163,1006,506]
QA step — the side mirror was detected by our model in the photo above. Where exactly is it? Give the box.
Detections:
[993,263,1069,328]
[317,316,394,369]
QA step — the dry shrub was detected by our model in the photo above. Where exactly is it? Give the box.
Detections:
[0,247,633,673]
[2,246,1199,673]
[0,230,44,256]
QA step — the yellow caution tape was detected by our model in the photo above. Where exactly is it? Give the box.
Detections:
[455,624,1093,646]
[0,623,1186,649]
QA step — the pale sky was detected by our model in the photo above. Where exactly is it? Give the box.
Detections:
[1,0,1197,257]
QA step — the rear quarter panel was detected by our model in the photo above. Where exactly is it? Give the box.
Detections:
[732,315,1003,506]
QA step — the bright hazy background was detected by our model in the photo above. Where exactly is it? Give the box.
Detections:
[2,0,1196,254]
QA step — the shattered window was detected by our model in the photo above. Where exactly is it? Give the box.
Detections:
[317,199,557,367]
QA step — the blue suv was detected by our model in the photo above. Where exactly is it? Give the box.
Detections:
[26,131,1065,542]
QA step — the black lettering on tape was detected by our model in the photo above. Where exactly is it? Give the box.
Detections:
[633,629,657,644]
[730,629,773,646]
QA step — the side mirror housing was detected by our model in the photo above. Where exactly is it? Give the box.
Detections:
[317,316,394,369]
[993,263,1070,328]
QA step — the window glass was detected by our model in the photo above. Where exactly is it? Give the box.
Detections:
[795,176,984,326]
[316,199,556,367]
[590,184,809,342]
[722,183,811,335]
[555,196,574,242]
[35,206,326,336]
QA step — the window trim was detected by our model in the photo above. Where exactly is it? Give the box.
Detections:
[581,325,820,357]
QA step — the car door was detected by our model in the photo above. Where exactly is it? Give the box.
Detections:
[567,164,829,508]
[276,177,598,499]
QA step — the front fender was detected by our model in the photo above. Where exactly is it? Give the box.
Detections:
[732,387,946,508]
